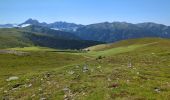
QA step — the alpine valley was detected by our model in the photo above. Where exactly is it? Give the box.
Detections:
[0,19,170,100]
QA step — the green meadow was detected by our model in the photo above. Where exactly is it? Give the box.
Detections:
[0,38,170,100]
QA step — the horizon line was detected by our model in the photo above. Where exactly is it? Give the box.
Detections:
[0,18,170,26]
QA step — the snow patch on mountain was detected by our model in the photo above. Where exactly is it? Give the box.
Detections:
[50,28,60,30]
[21,24,31,27]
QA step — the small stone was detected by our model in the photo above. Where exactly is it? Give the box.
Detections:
[63,87,69,92]
[39,88,42,91]
[40,97,46,100]
[68,70,75,75]
[83,65,89,72]
[107,78,111,81]
[25,83,32,88]
[28,84,32,87]
[64,94,67,98]
[154,88,161,93]
[31,94,36,97]
[4,90,8,93]
[82,92,86,95]
[128,63,132,68]
[6,76,19,81]
[44,72,51,78]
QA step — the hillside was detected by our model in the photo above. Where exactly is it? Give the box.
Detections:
[0,38,170,99]
[86,38,170,51]
[84,38,170,57]
[75,22,170,42]
[0,28,33,48]
[0,28,103,49]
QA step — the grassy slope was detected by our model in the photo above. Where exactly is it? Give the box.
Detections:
[0,38,170,100]
[82,38,166,57]
[0,28,33,48]
[0,28,103,49]
[86,37,169,51]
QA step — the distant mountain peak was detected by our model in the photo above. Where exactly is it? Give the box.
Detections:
[17,19,83,32]
[22,18,40,25]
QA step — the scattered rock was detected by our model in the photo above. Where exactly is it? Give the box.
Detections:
[63,87,70,92]
[83,65,89,72]
[46,73,51,78]
[63,87,73,100]
[82,92,86,96]
[126,80,130,83]
[67,70,75,75]
[4,90,8,93]
[107,77,111,82]
[154,87,161,93]
[64,95,68,100]
[24,83,32,88]
[39,88,42,91]
[40,97,46,100]
[28,84,32,87]
[6,76,19,81]
[128,62,132,68]
[31,94,36,98]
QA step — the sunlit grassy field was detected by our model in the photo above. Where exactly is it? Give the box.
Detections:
[0,38,170,100]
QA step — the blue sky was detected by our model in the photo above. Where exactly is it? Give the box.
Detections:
[0,0,170,25]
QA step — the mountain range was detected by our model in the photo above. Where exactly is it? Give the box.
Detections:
[0,18,170,49]
[19,18,83,32]
[75,22,170,42]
